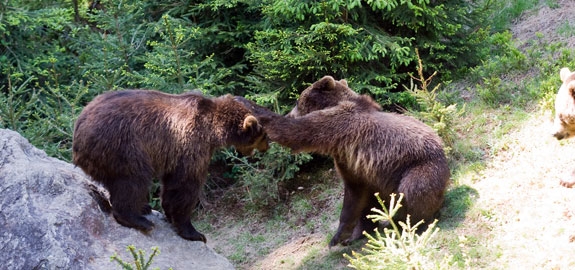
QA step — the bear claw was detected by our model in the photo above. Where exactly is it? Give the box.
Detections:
[177,229,207,243]
[560,179,575,188]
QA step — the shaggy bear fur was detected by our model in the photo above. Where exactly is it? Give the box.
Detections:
[238,76,450,246]
[73,89,268,242]
[552,67,575,188]
[553,67,575,141]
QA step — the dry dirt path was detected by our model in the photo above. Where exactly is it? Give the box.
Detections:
[464,112,575,269]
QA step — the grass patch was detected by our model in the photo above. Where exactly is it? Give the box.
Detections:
[558,21,575,37]
[490,0,543,32]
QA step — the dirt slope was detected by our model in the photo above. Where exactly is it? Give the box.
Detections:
[512,0,575,50]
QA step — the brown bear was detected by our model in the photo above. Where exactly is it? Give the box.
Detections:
[72,89,269,242]
[552,67,575,188]
[238,76,450,246]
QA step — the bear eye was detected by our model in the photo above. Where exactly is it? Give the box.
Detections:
[561,114,575,125]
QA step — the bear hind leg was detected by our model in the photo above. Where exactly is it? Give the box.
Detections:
[106,176,154,232]
[161,170,206,242]
[397,161,448,230]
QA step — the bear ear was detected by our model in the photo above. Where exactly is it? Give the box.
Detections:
[313,76,337,92]
[242,115,260,131]
[560,68,574,83]
[338,79,348,87]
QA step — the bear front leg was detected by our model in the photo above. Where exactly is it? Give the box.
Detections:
[561,179,575,188]
[161,171,207,243]
[350,195,379,241]
[329,181,371,247]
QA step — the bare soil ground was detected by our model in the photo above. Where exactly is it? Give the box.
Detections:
[512,0,575,49]
[463,112,575,269]
[204,1,575,269]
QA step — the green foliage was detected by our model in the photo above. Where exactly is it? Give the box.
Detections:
[469,28,573,112]
[470,31,527,83]
[111,245,168,270]
[406,50,464,155]
[524,35,574,112]
[476,77,511,106]
[148,179,162,212]
[0,75,38,135]
[0,72,88,161]
[0,2,84,157]
[223,144,312,208]
[247,0,493,107]
[1,0,496,156]
[489,0,541,32]
[30,83,90,161]
[344,193,450,270]
[557,20,575,37]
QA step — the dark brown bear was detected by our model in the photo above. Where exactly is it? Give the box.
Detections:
[239,76,450,246]
[72,90,269,242]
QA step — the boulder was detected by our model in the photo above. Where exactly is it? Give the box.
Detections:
[0,129,234,269]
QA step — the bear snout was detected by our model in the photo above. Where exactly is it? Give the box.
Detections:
[550,118,575,140]
[553,131,567,140]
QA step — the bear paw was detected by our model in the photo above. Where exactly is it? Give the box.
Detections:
[177,228,207,243]
[113,212,154,232]
[560,179,575,188]
[329,230,352,247]
[141,204,152,215]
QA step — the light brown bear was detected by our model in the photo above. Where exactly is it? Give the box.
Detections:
[552,67,575,188]
[238,76,450,246]
[73,90,269,242]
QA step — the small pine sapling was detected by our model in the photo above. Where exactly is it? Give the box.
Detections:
[345,193,449,270]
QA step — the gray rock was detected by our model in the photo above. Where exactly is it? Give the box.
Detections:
[0,129,234,270]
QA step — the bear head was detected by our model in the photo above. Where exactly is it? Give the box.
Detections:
[553,67,575,140]
[287,76,361,117]
[234,115,269,155]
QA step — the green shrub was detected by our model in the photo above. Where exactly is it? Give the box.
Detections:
[111,245,167,270]
[344,193,450,270]
[524,36,574,112]
[246,0,493,108]
[0,75,38,136]
[0,73,88,161]
[406,50,464,155]
[223,144,312,208]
